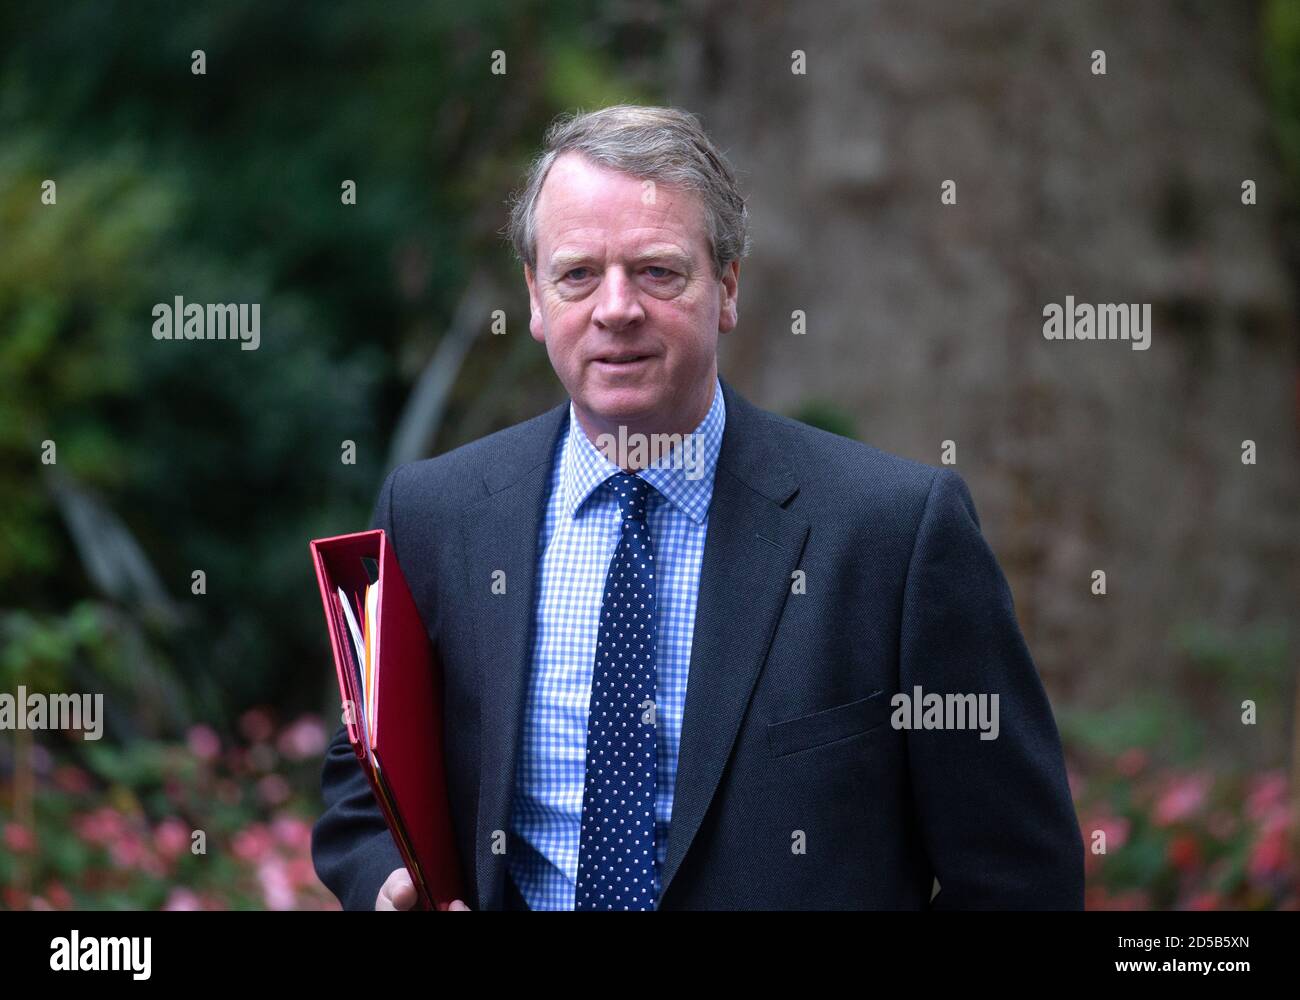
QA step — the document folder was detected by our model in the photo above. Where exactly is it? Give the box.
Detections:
[309,529,464,911]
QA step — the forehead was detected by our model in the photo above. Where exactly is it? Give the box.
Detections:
[534,151,708,260]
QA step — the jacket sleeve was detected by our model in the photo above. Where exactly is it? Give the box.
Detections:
[310,465,408,911]
[899,468,1084,909]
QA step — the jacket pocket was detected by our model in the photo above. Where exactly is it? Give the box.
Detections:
[767,690,891,758]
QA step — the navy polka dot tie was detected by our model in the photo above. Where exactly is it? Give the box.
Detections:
[576,472,659,911]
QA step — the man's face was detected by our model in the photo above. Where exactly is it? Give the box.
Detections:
[525,151,739,443]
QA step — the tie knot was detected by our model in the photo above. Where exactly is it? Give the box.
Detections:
[608,472,653,523]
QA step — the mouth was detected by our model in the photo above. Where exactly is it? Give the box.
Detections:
[592,353,656,368]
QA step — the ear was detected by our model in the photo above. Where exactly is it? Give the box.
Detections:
[717,260,740,334]
[524,264,545,343]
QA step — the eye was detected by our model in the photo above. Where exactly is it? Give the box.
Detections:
[563,267,593,281]
[644,266,675,280]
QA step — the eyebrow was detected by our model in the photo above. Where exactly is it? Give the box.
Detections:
[547,246,694,275]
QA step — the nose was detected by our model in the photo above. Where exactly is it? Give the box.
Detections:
[591,266,645,332]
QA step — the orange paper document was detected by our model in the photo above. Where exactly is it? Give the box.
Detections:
[309,529,464,911]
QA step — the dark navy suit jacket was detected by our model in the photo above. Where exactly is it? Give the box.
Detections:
[311,377,1085,910]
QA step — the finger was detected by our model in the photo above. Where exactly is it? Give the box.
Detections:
[449,899,470,911]
[389,879,417,910]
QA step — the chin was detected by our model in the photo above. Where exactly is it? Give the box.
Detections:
[581,385,663,424]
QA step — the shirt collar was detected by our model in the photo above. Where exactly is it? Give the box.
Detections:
[561,376,726,524]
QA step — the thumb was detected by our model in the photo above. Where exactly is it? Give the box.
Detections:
[388,879,417,910]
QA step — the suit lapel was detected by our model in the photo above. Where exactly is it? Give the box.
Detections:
[660,379,809,901]
[461,402,567,911]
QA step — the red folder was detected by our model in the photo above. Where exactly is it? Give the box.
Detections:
[309,529,464,911]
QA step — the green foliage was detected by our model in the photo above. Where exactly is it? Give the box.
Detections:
[790,399,857,439]
[0,602,106,693]
[1059,619,1292,769]
[1264,0,1300,188]
[0,1,666,724]
[1059,696,1205,763]
[1171,620,1290,689]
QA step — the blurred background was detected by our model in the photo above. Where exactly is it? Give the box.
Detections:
[0,0,1296,910]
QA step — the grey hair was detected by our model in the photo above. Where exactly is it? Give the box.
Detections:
[505,104,751,279]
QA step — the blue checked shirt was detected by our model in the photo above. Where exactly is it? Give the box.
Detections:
[507,377,726,910]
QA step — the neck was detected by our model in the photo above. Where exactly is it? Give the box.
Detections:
[574,377,717,472]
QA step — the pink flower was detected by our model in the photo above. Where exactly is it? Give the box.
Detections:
[1088,816,1131,852]
[286,857,318,889]
[278,715,328,761]
[109,831,148,870]
[154,818,191,860]
[240,707,275,744]
[4,823,35,853]
[1246,771,1289,823]
[1247,818,1291,880]
[74,806,126,846]
[1184,891,1221,911]
[186,724,222,762]
[257,774,292,806]
[1154,774,1212,826]
[257,858,296,910]
[162,888,204,911]
[271,815,312,852]
[2,888,28,910]
[43,882,74,909]
[1115,748,1148,778]
[232,824,274,864]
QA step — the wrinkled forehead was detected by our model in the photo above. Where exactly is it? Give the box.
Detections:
[534,152,710,262]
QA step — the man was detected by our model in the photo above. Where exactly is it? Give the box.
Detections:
[311,104,1085,911]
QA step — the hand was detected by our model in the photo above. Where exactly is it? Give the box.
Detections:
[375,868,470,910]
